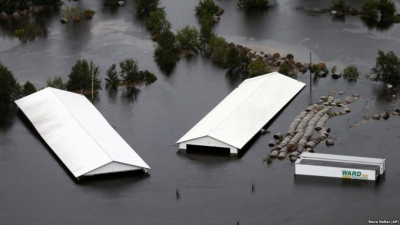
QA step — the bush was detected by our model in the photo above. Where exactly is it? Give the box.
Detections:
[195,0,220,19]
[154,30,179,67]
[146,10,171,35]
[226,47,250,72]
[208,36,229,66]
[361,0,379,20]
[176,26,200,51]
[13,29,25,39]
[83,9,96,16]
[392,13,400,23]
[46,76,67,90]
[119,59,140,83]
[378,0,396,19]
[140,70,157,84]
[343,65,359,80]
[105,64,120,89]
[237,0,270,9]
[278,63,290,76]
[311,64,320,73]
[106,61,157,87]
[22,81,37,96]
[0,63,22,103]
[371,50,400,86]
[67,59,102,91]
[199,22,215,51]
[331,65,337,74]
[0,0,29,14]
[62,6,81,19]
[361,0,396,20]
[248,60,269,77]
[195,0,223,26]
[330,0,350,12]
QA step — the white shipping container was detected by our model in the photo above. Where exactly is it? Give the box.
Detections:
[299,152,385,175]
[295,158,379,181]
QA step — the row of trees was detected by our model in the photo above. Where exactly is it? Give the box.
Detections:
[133,0,181,69]
[328,0,400,24]
[46,58,157,91]
[0,58,158,103]
[0,0,63,14]
[194,0,275,77]
[139,0,272,75]
[105,58,157,89]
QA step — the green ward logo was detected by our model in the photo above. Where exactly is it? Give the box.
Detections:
[342,170,368,179]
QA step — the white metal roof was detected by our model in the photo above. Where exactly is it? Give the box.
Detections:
[299,152,385,164]
[177,72,306,149]
[15,88,150,177]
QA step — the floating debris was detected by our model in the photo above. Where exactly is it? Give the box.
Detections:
[372,114,381,120]
[381,112,390,120]
[326,139,334,146]
[268,91,361,162]
[260,129,267,134]
[273,132,283,139]
[277,147,288,160]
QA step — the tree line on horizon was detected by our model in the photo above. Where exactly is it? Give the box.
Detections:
[0,58,158,103]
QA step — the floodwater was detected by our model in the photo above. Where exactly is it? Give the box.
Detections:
[1,0,400,224]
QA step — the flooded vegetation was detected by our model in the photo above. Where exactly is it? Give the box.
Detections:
[1,0,400,224]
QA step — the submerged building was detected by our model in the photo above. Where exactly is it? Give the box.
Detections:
[15,87,150,179]
[177,72,306,154]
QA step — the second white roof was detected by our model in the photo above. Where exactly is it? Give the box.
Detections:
[177,72,306,149]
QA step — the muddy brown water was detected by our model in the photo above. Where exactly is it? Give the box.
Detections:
[1,0,400,224]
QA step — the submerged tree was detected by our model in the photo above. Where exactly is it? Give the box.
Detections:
[278,63,290,76]
[46,76,67,90]
[105,64,120,89]
[66,59,102,91]
[199,22,215,51]
[139,70,157,84]
[146,9,171,35]
[103,0,120,6]
[0,0,29,14]
[176,26,201,52]
[330,0,350,12]
[248,59,269,77]
[226,47,250,73]
[22,81,37,96]
[195,0,220,21]
[371,50,400,86]
[208,36,229,66]
[0,63,22,103]
[378,0,396,19]
[108,60,157,86]
[31,0,63,7]
[119,58,140,84]
[361,0,397,21]
[361,0,379,20]
[237,0,270,9]
[133,0,161,16]
[343,65,359,81]
[154,30,180,67]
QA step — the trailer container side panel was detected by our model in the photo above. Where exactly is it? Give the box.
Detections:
[299,152,385,174]
[299,159,380,172]
[295,164,377,181]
